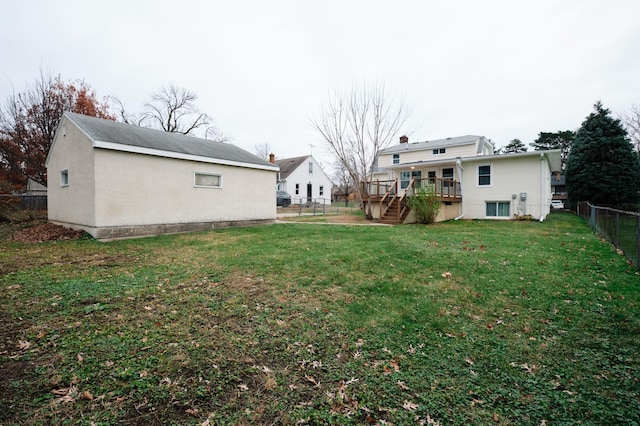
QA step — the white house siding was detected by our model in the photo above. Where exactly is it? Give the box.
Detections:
[461,154,552,220]
[47,116,97,227]
[378,144,479,168]
[93,149,276,228]
[283,156,333,205]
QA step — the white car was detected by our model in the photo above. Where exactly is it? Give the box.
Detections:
[551,200,564,210]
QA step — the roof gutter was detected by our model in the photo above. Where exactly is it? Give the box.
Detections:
[455,158,464,220]
[539,152,547,222]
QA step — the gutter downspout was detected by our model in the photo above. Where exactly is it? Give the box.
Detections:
[454,158,465,220]
[539,153,546,222]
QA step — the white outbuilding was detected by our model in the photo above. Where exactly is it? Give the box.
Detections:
[46,112,279,239]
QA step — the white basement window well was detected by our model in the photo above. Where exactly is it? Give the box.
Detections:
[61,170,69,186]
[194,172,222,188]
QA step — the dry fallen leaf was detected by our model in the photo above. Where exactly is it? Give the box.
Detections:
[17,340,31,350]
[237,384,249,391]
[81,390,94,400]
[442,272,452,279]
[403,400,418,411]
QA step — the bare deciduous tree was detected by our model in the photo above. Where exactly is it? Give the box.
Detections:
[622,104,640,153]
[254,142,273,160]
[144,84,210,135]
[311,82,409,218]
[332,160,356,206]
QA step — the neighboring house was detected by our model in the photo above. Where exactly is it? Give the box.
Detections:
[368,135,561,223]
[272,154,333,205]
[26,178,47,195]
[551,172,567,202]
[46,112,279,239]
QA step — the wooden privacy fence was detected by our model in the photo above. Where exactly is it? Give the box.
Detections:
[0,194,47,211]
[577,201,640,269]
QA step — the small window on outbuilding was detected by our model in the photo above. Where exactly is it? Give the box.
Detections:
[309,162,313,173]
[61,170,69,187]
[319,185,324,196]
[194,172,222,188]
[295,183,300,195]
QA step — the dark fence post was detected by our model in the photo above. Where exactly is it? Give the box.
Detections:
[614,211,619,249]
[637,215,640,269]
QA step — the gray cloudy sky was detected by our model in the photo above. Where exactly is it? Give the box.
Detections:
[2,0,640,168]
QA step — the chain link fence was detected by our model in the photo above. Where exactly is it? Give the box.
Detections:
[277,198,359,217]
[577,201,640,269]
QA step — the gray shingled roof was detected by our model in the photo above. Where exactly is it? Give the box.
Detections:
[65,112,276,169]
[380,135,487,154]
[274,155,309,180]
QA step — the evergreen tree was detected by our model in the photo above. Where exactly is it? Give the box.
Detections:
[502,138,527,154]
[530,130,574,171]
[565,102,640,207]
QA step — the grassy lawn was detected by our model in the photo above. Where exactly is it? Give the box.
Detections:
[1,213,638,425]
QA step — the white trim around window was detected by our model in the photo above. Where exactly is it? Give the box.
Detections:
[60,170,69,187]
[485,201,511,218]
[194,172,222,188]
[477,164,492,186]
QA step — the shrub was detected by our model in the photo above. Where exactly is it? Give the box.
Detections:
[407,184,441,224]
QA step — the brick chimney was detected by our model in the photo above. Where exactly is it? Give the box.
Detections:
[269,153,275,163]
[399,135,409,144]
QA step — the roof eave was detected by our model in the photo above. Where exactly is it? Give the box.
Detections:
[93,140,280,171]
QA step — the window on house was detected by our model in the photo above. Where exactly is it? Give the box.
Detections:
[60,170,69,186]
[442,167,454,188]
[319,185,324,196]
[401,170,421,189]
[433,148,446,155]
[194,172,222,188]
[432,149,438,155]
[392,154,400,164]
[478,165,491,186]
[440,148,446,154]
[308,162,313,173]
[295,183,300,195]
[400,171,411,189]
[486,201,510,217]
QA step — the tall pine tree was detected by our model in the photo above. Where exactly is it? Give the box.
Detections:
[530,130,574,171]
[565,102,640,207]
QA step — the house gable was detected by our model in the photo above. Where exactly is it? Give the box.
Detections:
[274,155,333,204]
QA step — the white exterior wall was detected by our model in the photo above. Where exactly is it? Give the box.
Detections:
[282,156,333,205]
[378,143,480,168]
[461,154,552,220]
[93,149,276,227]
[47,116,97,227]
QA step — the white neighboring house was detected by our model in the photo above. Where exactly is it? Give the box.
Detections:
[273,155,333,205]
[369,135,561,223]
[46,112,279,239]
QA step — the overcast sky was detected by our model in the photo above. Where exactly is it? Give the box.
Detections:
[2,1,640,170]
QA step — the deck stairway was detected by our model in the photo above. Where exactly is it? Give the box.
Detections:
[379,197,408,224]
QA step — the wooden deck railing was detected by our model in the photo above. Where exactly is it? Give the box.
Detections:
[364,177,462,199]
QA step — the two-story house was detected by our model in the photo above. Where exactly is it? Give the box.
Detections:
[368,135,561,223]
